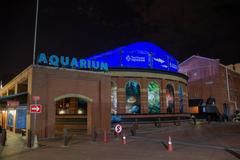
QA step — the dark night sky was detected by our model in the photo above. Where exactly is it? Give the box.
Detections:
[1,0,240,84]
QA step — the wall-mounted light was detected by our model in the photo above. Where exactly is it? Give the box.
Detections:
[78,109,83,114]
[59,109,66,115]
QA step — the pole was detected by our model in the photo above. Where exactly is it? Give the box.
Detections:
[33,0,39,65]
[32,99,39,148]
[225,67,230,102]
[34,113,36,135]
[27,129,32,147]
[34,99,37,135]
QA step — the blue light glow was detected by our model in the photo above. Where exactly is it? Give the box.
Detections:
[87,42,179,72]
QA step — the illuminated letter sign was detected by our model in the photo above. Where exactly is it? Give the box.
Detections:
[49,55,59,67]
[37,53,48,64]
[37,53,108,72]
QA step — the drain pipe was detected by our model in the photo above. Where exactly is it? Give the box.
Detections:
[225,66,230,101]
[225,66,238,111]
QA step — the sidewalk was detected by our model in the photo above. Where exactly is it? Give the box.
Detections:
[1,122,240,160]
[0,131,29,158]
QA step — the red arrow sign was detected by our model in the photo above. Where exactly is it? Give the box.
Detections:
[30,104,42,113]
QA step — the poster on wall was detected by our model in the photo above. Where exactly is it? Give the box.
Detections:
[16,108,27,129]
[125,81,141,114]
[179,85,184,113]
[148,82,160,114]
[166,85,175,113]
[111,85,118,114]
[7,110,14,127]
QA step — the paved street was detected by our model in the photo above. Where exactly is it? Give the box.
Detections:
[1,122,240,160]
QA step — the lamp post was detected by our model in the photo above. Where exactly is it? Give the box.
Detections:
[32,0,39,65]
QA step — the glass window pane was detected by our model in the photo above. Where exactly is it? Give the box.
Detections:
[166,84,175,113]
[179,84,183,113]
[125,81,141,114]
[111,82,118,114]
[148,81,160,114]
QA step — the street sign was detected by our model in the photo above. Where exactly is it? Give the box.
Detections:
[114,124,122,134]
[32,96,40,101]
[30,104,42,113]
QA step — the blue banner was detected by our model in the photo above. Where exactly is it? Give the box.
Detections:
[152,55,169,70]
[122,51,149,68]
[16,108,27,129]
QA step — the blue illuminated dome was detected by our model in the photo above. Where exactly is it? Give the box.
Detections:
[87,42,179,72]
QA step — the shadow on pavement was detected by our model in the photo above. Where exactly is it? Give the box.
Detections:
[161,142,168,150]
[225,149,240,159]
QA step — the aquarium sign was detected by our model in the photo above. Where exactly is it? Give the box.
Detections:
[37,53,109,72]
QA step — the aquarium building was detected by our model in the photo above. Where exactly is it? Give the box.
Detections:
[0,42,189,138]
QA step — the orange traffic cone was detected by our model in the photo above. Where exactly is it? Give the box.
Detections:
[122,133,127,144]
[103,131,108,143]
[168,136,173,151]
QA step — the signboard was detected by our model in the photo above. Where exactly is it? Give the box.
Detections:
[30,104,42,113]
[114,124,122,134]
[37,53,109,72]
[122,51,149,69]
[152,55,169,70]
[16,108,27,129]
[7,100,19,107]
[86,42,179,72]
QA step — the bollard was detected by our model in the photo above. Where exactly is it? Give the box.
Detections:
[1,129,6,146]
[63,128,68,146]
[155,118,161,128]
[92,127,97,141]
[154,121,161,128]
[103,130,108,143]
[133,123,138,130]
[130,127,136,136]
[27,129,32,148]
[177,116,181,126]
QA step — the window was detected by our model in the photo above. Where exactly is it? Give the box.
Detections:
[148,81,160,114]
[179,84,184,113]
[125,81,141,114]
[111,81,118,114]
[56,97,87,115]
[166,84,175,113]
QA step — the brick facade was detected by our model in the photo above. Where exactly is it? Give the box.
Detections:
[179,55,240,116]
[0,65,189,138]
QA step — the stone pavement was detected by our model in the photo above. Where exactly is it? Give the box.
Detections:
[0,122,240,160]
